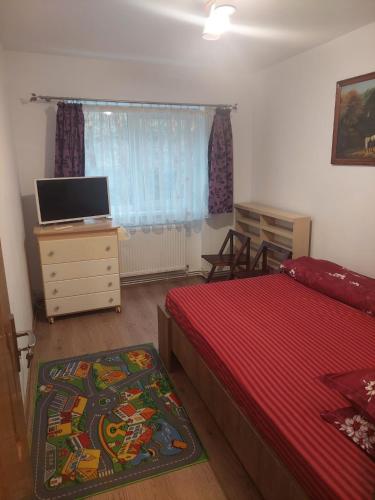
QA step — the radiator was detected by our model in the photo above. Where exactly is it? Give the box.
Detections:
[119,226,187,278]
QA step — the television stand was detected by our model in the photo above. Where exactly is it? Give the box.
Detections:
[34,220,122,323]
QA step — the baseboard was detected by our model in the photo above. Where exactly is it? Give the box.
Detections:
[119,268,235,286]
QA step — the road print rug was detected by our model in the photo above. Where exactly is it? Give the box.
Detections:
[31,344,206,499]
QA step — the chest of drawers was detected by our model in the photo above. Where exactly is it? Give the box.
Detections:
[34,220,121,323]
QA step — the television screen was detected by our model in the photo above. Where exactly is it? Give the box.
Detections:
[35,177,110,224]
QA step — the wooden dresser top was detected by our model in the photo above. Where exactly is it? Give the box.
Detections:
[34,219,119,237]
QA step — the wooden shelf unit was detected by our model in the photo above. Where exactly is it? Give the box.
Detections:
[234,202,311,270]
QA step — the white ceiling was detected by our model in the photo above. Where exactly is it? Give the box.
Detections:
[0,0,374,71]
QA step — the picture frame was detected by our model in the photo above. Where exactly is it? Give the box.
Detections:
[331,71,375,166]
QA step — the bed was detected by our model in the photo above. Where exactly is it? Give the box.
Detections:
[158,273,375,499]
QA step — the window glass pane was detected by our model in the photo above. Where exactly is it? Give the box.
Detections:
[84,106,212,227]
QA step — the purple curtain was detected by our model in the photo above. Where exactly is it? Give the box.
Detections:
[208,108,233,215]
[55,102,85,177]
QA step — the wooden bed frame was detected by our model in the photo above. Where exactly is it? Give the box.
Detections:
[157,305,308,500]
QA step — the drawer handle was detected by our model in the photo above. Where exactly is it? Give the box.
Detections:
[105,246,111,251]
[54,306,60,312]
[48,251,55,257]
[107,265,112,271]
[50,272,56,278]
[52,289,58,295]
[108,282,113,287]
[109,297,114,303]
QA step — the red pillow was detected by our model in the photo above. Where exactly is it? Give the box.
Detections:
[321,369,375,423]
[321,406,375,458]
[281,257,375,316]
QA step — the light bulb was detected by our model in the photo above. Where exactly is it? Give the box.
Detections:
[202,4,236,41]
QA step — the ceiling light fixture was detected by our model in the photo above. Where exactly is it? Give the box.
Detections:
[202,3,236,41]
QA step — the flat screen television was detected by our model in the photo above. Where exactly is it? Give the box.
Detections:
[35,176,111,224]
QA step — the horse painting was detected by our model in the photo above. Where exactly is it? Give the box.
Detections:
[365,134,375,153]
[332,71,375,166]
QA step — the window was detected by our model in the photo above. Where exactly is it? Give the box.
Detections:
[84,105,212,227]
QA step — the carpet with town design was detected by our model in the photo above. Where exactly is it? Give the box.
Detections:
[31,344,206,499]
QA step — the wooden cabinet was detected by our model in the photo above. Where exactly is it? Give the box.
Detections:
[39,234,118,263]
[44,274,120,299]
[34,220,121,323]
[42,257,119,282]
[45,290,121,318]
[235,202,311,270]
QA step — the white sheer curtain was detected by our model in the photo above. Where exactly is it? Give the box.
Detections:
[84,105,212,227]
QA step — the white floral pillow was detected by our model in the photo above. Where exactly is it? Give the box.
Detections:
[321,407,375,458]
[321,369,375,424]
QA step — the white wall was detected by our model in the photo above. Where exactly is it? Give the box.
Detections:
[4,51,252,291]
[5,24,375,285]
[0,43,33,398]
[250,22,375,277]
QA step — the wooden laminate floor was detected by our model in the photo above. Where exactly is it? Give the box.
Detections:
[27,278,260,500]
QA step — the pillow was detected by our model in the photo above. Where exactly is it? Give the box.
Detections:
[280,256,375,316]
[321,406,375,458]
[321,369,375,423]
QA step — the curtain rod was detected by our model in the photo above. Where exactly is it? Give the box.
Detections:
[29,93,237,111]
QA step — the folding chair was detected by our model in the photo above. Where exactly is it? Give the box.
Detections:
[202,229,251,283]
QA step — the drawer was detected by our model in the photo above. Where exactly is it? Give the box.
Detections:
[39,235,118,264]
[42,258,119,282]
[46,290,121,317]
[44,274,120,299]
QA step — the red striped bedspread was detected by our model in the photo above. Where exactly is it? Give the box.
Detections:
[165,274,375,500]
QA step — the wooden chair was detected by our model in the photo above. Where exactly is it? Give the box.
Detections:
[234,241,292,279]
[202,229,251,283]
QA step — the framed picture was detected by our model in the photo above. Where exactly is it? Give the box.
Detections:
[331,71,375,166]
